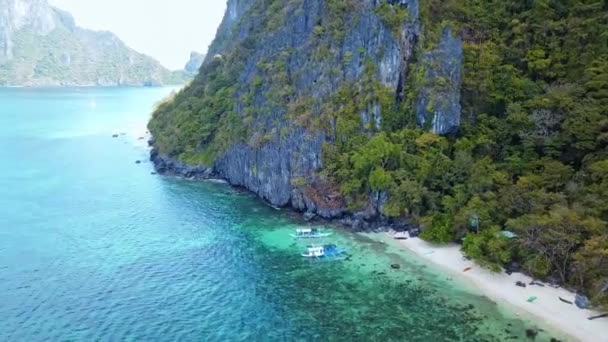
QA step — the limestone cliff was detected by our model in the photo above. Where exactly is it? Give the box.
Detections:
[149,0,463,227]
[0,0,185,86]
[415,28,462,135]
[151,0,608,309]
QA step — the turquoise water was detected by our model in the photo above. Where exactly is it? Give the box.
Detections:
[0,88,562,341]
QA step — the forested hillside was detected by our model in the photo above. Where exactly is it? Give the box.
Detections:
[0,0,185,86]
[149,0,608,308]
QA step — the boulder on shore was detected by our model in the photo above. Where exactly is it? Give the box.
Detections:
[303,212,316,222]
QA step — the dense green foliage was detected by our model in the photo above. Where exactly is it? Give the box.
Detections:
[322,0,608,308]
[149,52,246,164]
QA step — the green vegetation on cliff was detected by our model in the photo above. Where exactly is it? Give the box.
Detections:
[326,0,608,307]
[150,0,608,308]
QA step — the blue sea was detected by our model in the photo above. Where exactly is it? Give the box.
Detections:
[0,87,562,341]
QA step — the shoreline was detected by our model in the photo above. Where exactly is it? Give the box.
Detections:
[387,232,608,342]
[147,148,608,341]
[148,150,412,232]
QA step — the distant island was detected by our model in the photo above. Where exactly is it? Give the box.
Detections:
[0,0,189,87]
[184,51,205,76]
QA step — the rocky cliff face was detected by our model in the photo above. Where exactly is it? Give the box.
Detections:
[149,0,463,228]
[415,29,463,135]
[0,0,55,60]
[0,0,184,86]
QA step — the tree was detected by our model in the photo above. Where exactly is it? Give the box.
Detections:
[574,234,608,309]
[462,226,513,272]
[507,208,605,283]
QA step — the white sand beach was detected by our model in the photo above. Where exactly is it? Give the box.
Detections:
[389,233,608,342]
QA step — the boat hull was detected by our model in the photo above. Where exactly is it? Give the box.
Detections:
[290,233,333,239]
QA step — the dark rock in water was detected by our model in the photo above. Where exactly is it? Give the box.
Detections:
[112,134,119,138]
[391,264,401,270]
[135,160,142,164]
[150,172,157,175]
[525,329,538,339]
[550,338,562,342]
[150,148,214,180]
[303,212,316,222]
[138,137,145,140]
[147,137,155,147]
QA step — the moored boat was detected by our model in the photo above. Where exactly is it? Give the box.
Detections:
[301,244,347,260]
[290,228,333,239]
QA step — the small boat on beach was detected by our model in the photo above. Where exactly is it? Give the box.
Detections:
[301,244,347,260]
[394,232,409,240]
[291,228,333,239]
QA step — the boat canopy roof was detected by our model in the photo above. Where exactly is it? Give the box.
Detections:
[297,229,312,234]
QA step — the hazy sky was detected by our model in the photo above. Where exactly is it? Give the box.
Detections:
[48,0,227,70]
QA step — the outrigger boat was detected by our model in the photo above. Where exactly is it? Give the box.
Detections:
[301,244,347,260]
[290,228,333,239]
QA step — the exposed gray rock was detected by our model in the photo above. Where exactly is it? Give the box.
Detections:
[203,0,423,218]
[0,0,56,60]
[150,148,214,180]
[415,28,463,135]
[290,188,307,211]
[215,128,324,207]
[184,51,205,75]
[303,212,316,221]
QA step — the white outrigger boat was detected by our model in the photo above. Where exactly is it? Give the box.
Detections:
[301,244,347,260]
[290,228,333,239]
